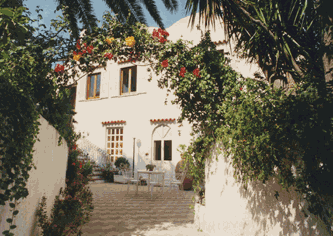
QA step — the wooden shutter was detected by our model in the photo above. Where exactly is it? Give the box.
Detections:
[77,76,87,101]
[100,73,109,98]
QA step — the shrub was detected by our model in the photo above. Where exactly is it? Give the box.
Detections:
[100,163,117,182]
[114,157,130,170]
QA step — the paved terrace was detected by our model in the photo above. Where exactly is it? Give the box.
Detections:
[81,182,209,236]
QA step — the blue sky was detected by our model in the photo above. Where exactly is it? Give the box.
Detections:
[24,0,191,29]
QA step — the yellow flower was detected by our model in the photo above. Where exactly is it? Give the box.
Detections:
[73,54,81,61]
[125,36,135,47]
[106,37,114,44]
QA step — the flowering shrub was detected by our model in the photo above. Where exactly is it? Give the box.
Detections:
[100,162,118,182]
[125,36,135,47]
[36,157,94,235]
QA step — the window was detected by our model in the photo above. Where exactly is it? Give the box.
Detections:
[154,140,172,161]
[154,141,161,161]
[120,66,136,95]
[106,128,123,162]
[87,73,101,99]
[164,140,172,161]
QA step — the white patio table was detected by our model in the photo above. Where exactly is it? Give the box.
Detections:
[136,170,165,195]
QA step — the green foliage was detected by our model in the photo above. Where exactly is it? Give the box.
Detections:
[0,3,92,235]
[114,157,130,169]
[100,163,117,182]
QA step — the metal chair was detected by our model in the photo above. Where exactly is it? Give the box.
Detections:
[123,170,140,194]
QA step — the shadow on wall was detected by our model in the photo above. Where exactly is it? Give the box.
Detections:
[208,144,330,236]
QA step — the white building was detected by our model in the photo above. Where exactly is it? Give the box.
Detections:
[73,15,261,176]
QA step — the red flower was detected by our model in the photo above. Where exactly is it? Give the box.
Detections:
[240,87,243,91]
[161,59,168,68]
[76,40,81,50]
[152,29,159,38]
[159,37,167,43]
[104,53,113,60]
[158,28,163,34]
[161,30,169,36]
[72,163,75,166]
[73,51,77,55]
[83,43,87,47]
[179,67,186,77]
[82,49,87,54]
[193,68,200,77]
[54,64,64,73]
[87,45,94,54]
[79,164,82,169]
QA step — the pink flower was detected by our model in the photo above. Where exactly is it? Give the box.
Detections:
[161,59,168,68]
[54,64,64,73]
[193,68,200,77]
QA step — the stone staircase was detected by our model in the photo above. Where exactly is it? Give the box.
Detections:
[78,155,105,184]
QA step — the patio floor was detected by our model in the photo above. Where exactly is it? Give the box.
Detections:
[80,182,205,236]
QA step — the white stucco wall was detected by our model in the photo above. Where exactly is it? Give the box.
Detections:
[194,145,331,236]
[0,115,68,236]
[73,15,263,177]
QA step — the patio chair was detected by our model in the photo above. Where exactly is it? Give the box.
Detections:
[164,166,188,198]
[148,172,163,199]
[123,170,140,194]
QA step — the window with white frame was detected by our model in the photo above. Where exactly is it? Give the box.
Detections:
[106,127,123,162]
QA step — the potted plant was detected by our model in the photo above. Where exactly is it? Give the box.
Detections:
[114,157,130,175]
[146,164,156,171]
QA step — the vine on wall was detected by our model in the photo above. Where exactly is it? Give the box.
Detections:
[2,4,332,234]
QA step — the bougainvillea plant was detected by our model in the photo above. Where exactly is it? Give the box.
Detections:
[47,11,333,232]
[3,4,332,234]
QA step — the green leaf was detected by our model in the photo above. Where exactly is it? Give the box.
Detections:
[6,218,13,223]
[9,225,16,229]
[0,8,14,17]
[9,203,15,208]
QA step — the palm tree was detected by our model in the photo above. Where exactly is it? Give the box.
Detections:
[185,0,332,84]
[53,0,178,39]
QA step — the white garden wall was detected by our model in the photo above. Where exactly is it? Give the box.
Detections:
[0,115,68,236]
[194,145,330,236]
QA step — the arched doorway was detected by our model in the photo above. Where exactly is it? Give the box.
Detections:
[151,124,172,168]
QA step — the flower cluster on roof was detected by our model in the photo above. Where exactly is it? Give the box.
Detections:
[150,118,176,123]
[102,120,126,125]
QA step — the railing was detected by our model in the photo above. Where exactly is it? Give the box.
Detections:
[76,138,109,166]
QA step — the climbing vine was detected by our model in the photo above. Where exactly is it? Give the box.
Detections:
[2,3,332,234]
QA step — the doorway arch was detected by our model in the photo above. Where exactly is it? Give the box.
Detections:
[151,124,172,167]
